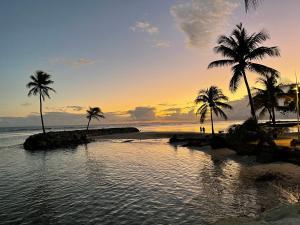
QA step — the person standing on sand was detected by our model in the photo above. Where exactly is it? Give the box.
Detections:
[203,127,206,134]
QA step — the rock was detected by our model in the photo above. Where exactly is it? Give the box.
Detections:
[23,127,139,150]
[209,135,228,149]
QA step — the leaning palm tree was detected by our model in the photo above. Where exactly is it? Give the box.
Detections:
[253,74,284,126]
[195,86,232,135]
[208,23,280,119]
[86,107,105,131]
[26,70,56,134]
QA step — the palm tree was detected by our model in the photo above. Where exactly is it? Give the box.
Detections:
[208,23,280,119]
[26,70,56,134]
[245,0,262,12]
[253,74,284,126]
[282,84,300,115]
[86,107,105,131]
[195,86,232,135]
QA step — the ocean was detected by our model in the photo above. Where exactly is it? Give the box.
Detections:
[0,121,296,224]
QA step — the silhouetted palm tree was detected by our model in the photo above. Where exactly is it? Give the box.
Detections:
[253,74,284,126]
[195,86,232,135]
[245,0,262,11]
[208,23,280,119]
[86,107,105,131]
[282,84,300,116]
[26,70,56,134]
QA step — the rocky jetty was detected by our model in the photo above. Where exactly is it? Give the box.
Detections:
[23,127,139,150]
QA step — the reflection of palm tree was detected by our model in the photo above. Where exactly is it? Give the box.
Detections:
[253,74,284,126]
[208,23,280,119]
[195,86,232,135]
[86,107,105,131]
[26,71,56,134]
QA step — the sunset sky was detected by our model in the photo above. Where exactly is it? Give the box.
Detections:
[1,0,300,125]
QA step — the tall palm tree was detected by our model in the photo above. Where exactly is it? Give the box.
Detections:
[26,70,56,134]
[245,0,262,12]
[253,74,284,126]
[86,107,105,131]
[195,86,232,135]
[208,23,280,119]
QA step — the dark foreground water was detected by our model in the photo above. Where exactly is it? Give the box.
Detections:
[0,126,293,225]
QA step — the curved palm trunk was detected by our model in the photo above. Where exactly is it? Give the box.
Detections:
[210,108,215,135]
[243,71,256,118]
[86,117,91,131]
[39,92,46,134]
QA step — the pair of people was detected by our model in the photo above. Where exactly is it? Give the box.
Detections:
[200,127,206,134]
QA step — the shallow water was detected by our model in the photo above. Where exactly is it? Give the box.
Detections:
[0,129,294,225]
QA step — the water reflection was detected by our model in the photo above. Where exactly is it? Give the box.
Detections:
[0,140,294,225]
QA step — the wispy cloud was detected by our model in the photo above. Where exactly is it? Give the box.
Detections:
[21,102,31,107]
[50,57,98,68]
[130,21,159,34]
[66,105,85,112]
[131,20,171,49]
[170,0,239,48]
[152,40,171,48]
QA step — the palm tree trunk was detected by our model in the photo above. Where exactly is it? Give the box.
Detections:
[243,71,256,118]
[39,92,46,134]
[210,108,215,135]
[272,107,276,126]
[267,108,273,123]
[86,117,91,131]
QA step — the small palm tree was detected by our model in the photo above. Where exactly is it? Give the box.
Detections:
[208,23,280,119]
[26,70,56,134]
[253,74,284,126]
[195,86,232,135]
[86,107,105,131]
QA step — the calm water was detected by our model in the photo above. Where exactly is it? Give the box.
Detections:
[0,122,295,225]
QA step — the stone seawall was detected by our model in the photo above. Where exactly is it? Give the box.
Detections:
[23,127,140,150]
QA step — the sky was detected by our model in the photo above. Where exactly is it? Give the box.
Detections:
[0,0,300,126]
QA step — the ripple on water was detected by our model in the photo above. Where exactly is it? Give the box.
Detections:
[0,140,291,224]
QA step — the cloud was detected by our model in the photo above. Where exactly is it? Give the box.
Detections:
[152,40,171,48]
[50,58,97,67]
[170,0,239,48]
[131,20,171,49]
[21,103,31,107]
[127,107,156,121]
[66,105,85,112]
[130,21,159,34]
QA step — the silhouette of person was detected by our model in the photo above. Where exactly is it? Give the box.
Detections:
[203,127,206,134]
[200,127,203,133]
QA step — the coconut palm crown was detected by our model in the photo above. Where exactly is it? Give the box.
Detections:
[253,74,284,125]
[245,0,262,11]
[86,107,105,131]
[208,23,280,119]
[195,86,232,135]
[26,70,56,134]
